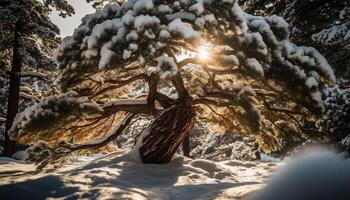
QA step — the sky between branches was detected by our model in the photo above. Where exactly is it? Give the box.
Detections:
[50,0,95,37]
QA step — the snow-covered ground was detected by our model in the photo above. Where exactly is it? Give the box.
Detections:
[0,151,280,200]
[1,149,349,200]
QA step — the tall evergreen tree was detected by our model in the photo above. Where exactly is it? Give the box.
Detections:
[0,0,76,156]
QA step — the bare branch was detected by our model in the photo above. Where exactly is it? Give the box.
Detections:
[102,99,153,115]
[178,57,197,68]
[91,74,149,98]
[20,92,39,101]
[20,71,48,80]
[31,113,135,170]
[193,97,231,107]
[257,92,302,115]
[70,113,135,151]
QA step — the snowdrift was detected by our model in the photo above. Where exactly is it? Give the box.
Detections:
[1,149,349,200]
[0,151,277,200]
[247,150,350,200]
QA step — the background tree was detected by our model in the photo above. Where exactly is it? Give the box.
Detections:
[240,0,350,79]
[0,0,77,156]
[240,0,350,154]
[8,0,336,168]
[320,82,350,153]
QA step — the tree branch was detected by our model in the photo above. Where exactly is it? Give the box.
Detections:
[91,74,149,98]
[193,97,231,107]
[20,71,48,80]
[32,113,136,170]
[257,92,302,115]
[155,92,176,108]
[102,99,152,115]
[178,57,198,68]
[69,113,135,151]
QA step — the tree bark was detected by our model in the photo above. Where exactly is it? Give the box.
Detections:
[139,100,195,163]
[182,135,190,157]
[3,24,21,157]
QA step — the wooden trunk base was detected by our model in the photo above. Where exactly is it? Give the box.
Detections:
[139,102,194,163]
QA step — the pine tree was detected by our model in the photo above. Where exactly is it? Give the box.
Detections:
[241,0,350,79]
[322,82,350,148]
[241,0,350,154]
[8,0,336,168]
[0,0,76,156]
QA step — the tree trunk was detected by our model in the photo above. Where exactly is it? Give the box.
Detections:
[182,135,190,157]
[3,24,21,157]
[139,101,194,163]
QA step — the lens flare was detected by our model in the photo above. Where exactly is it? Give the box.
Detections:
[197,45,210,61]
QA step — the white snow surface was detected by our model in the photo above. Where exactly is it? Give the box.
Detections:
[1,149,349,200]
[0,152,279,200]
[247,150,350,200]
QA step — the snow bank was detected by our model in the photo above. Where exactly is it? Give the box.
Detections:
[5,149,348,200]
[0,152,278,199]
[248,149,350,200]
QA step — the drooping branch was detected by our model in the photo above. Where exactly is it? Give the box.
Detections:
[177,57,198,69]
[196,83,262,131]
[69,113,135,151]
[27,113,135,170]
[257,92,302,115]
[105,73,150,85]
[91,73,149,98]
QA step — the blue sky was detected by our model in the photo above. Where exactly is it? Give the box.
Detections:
[50,0,95,37]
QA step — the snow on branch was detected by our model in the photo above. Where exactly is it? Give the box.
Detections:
[55,1,335,113]
[49,0,338,152]
[312,6,350,46]
[9,91,103,142]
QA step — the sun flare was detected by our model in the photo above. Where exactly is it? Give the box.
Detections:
[197,45,211,61]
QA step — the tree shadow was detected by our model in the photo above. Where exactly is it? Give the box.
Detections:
[0,153,260,199]
[0,175,79,200]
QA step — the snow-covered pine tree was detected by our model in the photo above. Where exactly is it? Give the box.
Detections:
[0,0,78,156]
[8,0,336,168]
[241,0,350,79]
[321,82,350,151]
[241,0,350,154]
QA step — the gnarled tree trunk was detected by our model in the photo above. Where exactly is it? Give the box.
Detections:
[139,100,194,163]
